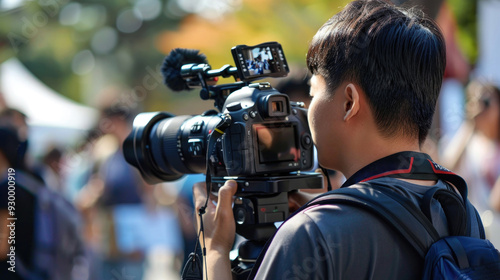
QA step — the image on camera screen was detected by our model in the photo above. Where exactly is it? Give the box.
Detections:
[255,125,299,164]
[244,47,274,76]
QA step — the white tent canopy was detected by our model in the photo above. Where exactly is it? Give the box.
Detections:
[0,58,98,157]
[0,58,97,129]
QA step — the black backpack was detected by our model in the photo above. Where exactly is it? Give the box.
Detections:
[308,182,500,279]
[245,152,499,280]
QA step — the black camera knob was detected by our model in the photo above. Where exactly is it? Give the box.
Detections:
[235,208,246,224]
[226,102,242,112]
[200,88,210,100]
[301,133,313,149]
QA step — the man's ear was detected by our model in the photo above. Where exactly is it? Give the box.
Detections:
[343,83,360,121]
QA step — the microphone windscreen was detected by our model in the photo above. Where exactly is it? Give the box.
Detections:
[161,48,208,91]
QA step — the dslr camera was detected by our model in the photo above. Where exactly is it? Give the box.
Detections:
[123,42,322,241]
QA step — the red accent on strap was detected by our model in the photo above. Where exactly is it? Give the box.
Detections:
[360,157,415,182]
[427,159,455,175]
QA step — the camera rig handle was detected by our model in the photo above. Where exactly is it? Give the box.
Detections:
[181,63,240,87]
[181,63,249,112]
[204,82,248,112]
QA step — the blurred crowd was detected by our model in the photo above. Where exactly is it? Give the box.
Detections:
[0,88,192,279]
[1,0,500,279]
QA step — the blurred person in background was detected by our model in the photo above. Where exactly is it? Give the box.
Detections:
[0,109,31,173]
[76,92,183,280]
[0,125,37,280]
[0,108,87,280]
[36,146,65,193]
[442,80,500,248]
[492,173,500,213]
[433,1,471,146]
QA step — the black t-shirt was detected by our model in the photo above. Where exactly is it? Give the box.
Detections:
[0,173,36,280]
[252,178,483,279]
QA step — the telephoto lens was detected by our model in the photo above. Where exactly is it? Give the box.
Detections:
[123,111,222,184]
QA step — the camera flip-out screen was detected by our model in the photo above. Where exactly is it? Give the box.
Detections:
[255,124,298,164]
[232,42,289,81]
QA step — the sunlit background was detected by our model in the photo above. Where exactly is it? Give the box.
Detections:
[0,0,355,111]
[0,0,482,147]
[2,0,500,279]
[0,0,368,156]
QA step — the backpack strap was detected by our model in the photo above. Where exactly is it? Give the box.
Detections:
[472,206,486,239]
[420,186,468,236]
[443,237,470,269]
[308,183,469,258]
[309,184,435,258]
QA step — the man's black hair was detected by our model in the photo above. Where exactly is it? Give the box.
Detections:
[307,0,446,144]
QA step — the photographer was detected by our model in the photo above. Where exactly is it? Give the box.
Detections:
[193,0,484,279]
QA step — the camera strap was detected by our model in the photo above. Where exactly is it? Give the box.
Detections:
[248,151,469,279]
[181,114,232,280]
[340,151,468,199]
[320,166,334,191]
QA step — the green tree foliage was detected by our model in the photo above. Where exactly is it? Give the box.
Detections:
[447,0,478,64]
[9,0,467,115]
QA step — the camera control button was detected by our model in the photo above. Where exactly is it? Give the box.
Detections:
[190,121,204,133]
[235,208,246,224]
[187,139,203,156]
[249,111,257,118]
[243,113,249,121]
[226,102,242,112]
[301,134,313,149]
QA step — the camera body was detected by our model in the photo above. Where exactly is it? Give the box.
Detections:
[125,82,315,188]
[125,42,315,185]
[217,83,314,177]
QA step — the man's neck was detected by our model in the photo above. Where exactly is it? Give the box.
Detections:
[340,136,422,179]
